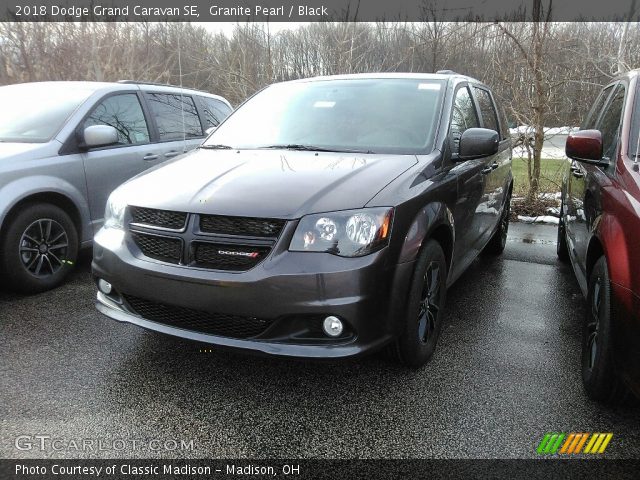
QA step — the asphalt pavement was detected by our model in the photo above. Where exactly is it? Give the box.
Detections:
[1,223,638,459]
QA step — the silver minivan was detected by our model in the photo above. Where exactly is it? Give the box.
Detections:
[0,81,231,293]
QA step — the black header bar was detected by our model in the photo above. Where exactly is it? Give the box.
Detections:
[1,0,639,22]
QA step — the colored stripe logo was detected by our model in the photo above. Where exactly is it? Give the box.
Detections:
[537,433,613,454]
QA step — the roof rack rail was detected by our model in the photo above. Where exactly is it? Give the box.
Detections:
[117,80,209,94]
[435,70,458,75]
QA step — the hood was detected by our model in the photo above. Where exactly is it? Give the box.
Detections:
[0,142,58,162]
[118,149,417,218]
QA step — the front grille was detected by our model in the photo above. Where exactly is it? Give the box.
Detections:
[192,242,270,271]
[130,206,187,230]
[200,214,286,237]
[131,232,181,264]
[123,294,272,339]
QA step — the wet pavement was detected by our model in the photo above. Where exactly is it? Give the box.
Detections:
[1,223,638,459]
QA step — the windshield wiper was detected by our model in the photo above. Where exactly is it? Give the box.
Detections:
[200,144,233,150]
[258,144,374,154]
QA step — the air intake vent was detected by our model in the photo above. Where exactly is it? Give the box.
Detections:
[131,232,182,264]
[199,214,286,238]
[123,294,273,339]
[130,207,187,230]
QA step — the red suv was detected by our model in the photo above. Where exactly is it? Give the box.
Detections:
[558,69,640,404]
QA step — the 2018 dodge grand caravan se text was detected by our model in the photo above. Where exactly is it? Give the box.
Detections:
[0,80,231,293]
[93,73,513,366]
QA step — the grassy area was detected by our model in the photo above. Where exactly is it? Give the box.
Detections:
[511,157,567,196]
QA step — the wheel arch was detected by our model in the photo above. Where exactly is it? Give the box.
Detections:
[0,178,91,244]
[398,202,455,273]
[592,213,632,289]
[586,235,605,282]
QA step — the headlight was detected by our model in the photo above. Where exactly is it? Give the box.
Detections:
[290,207,393,257]
[103,190,127,230]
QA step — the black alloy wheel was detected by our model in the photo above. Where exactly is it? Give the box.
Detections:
[392,239,447,367]
[557,196,569,261]
[581,256,632,404]
[484,193,511,255]
[0,203,78,293]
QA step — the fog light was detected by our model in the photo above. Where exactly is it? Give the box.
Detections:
[98,279,112,295]
[322,316,344,337]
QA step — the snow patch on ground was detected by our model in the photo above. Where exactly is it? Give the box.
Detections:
[509,125,579,159]
[509,125,579,136]
[513,146,566,159]
[517,215,560,225]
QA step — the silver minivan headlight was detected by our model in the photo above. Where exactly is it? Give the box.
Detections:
[103,190,127,230]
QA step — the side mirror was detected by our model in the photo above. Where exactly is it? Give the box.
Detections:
[83,125,119,148]
[457,128,499,161]
[566,129,607,165]
[205,126,217,136]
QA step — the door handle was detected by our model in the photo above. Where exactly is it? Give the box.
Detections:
[491,162,499,170]
[143,154,159,161]
[572,170,585,178]
[164,151,180,158]
[481,167,493,175]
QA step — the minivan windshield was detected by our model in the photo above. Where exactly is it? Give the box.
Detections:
[204,78,445,154]
[0,83,95,143]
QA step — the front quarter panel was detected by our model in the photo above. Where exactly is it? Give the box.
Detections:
[366,153,457,271]
[0,174,91,243]
[599,188,640,292]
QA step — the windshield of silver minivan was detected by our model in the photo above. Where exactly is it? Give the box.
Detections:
[204,78,445,154]
[0,83,94,143]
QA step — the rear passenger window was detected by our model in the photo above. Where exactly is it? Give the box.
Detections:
[473,87,499,133]
[146,93,203,141]
[200,97,232,129]
[84,94,150,145]
[450,86,479,135]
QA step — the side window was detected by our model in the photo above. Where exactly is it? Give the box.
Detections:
[497,103,510,140]
[146,93,203,141]
[473,87,499,133]
[596,84,625,160]
[83,94,150,145]
[450,86,479,135]
[584,86,614,130]
[200,97,232,129]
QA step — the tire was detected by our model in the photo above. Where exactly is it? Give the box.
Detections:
[0,203,79,293]
[391,239,447,368]
[557,197,569,262]
[483,193,511,255]
[581,256,631,404]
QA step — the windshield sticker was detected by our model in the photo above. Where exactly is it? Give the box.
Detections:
[418,83,441,90]
[313,101,336,108]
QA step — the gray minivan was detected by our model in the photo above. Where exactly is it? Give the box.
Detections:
[0,80,231,293]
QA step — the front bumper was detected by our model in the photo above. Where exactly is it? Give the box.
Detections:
[92,228,414,359]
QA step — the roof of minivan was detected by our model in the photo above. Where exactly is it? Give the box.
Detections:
[617,68,640,80]
[285,72,482,85]
[4,80,230,106]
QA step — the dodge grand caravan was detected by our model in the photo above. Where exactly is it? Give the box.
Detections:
[93,72,513,366]
[558,69,640,402]
[0,80,231,293]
